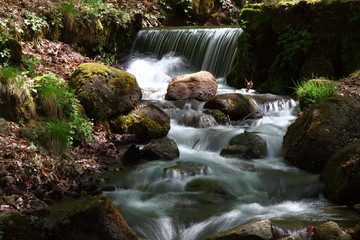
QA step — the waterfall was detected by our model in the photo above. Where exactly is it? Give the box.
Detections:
[130,27,242,78]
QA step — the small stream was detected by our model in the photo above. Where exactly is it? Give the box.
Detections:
[104,27,359,239]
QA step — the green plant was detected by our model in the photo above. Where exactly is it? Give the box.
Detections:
[34,74,93,146]
[295,79,337,111]
[23,10,48,33]
[277,26,313,68]
[45,121,72,156]
[22,55,40,75]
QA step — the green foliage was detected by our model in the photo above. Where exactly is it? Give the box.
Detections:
[45,121,72,156]
[277,25,313,68]
[34,74,93,154]
[22,55,40,75]
[22,10,48,33]
[295,79,337,110]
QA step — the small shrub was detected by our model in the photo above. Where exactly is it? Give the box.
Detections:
[295,79,337,111]
[45,121,72,156]
[34,74,93,155]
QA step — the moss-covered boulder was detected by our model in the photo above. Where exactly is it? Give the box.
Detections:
[321,140,360,205]
[111,104,170,142]
[0,76,37,123]
[354,223,360,240]
[283,97,360,173]
[220,132,267,160]
[0,211,42,240]
[204,93,263,121]
[206,219,274,240]
[70,63,142,122]
[312,221,350,240]
[203,109,230,126]
[56,195,137,240]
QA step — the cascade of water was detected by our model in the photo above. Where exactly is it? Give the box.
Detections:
[130,27,242,78]
[104,27,360,240]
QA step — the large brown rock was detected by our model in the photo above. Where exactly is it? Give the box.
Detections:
[70,63,142,122]
[204,93,263,121]
[165,71,217,101]
[56,195,137,240]
[206,219,274,240]
[283,97,360,173]
[321,140,360,205]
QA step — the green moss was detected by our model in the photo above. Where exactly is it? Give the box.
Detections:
[70,63,111,90]
[0,212,41,240]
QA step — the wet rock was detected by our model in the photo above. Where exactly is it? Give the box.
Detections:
[312,221,348,240]
[203,109,230,126]
[56,195,137,240]
[164,161,208,176]
[204,93,263,121]
[111,104,170,142]
[283,97,360,173]
[354,203,360,213]
[185,177,235,196]
[220,132,267,159]
[123,144,142,164]
[141,138,180,161]
[206,219,274,240]
[165,71,217,101]
[70,63,142,122]
[0,211,42,240]
[321,140,360,205]
[278,237,302,240]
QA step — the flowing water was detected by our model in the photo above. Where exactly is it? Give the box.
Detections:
[105,27,359,239]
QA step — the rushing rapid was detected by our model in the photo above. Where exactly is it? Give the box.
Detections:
[105,27,359,240]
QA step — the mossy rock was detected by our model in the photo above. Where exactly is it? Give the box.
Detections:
[204,93,262,121]
[205,219,273,240]
[220,132,267,160]
[0,78,37,123]
[0,211,42,240]
[321,140,360,205]
[312,221,344,240]
[203,109,230,126]
[164,161,208,177]
[70,63,142,122]
[56,195,137,240]
[283,97,360,173]
[111,104,170,142]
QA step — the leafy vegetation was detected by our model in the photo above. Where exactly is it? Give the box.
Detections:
[295,79,337,110]
[34,74,93,155]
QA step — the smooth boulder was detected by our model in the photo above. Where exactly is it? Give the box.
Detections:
[220,132,267,159]
[111,104,170,142]
[321,140,360,205]
[141,137,180,161]
[283,97,360,173]
[70,63,142,122]
[204,93,263,121]
[56,195,137,240]
[165,71,217,101]
[206,219,274,240]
